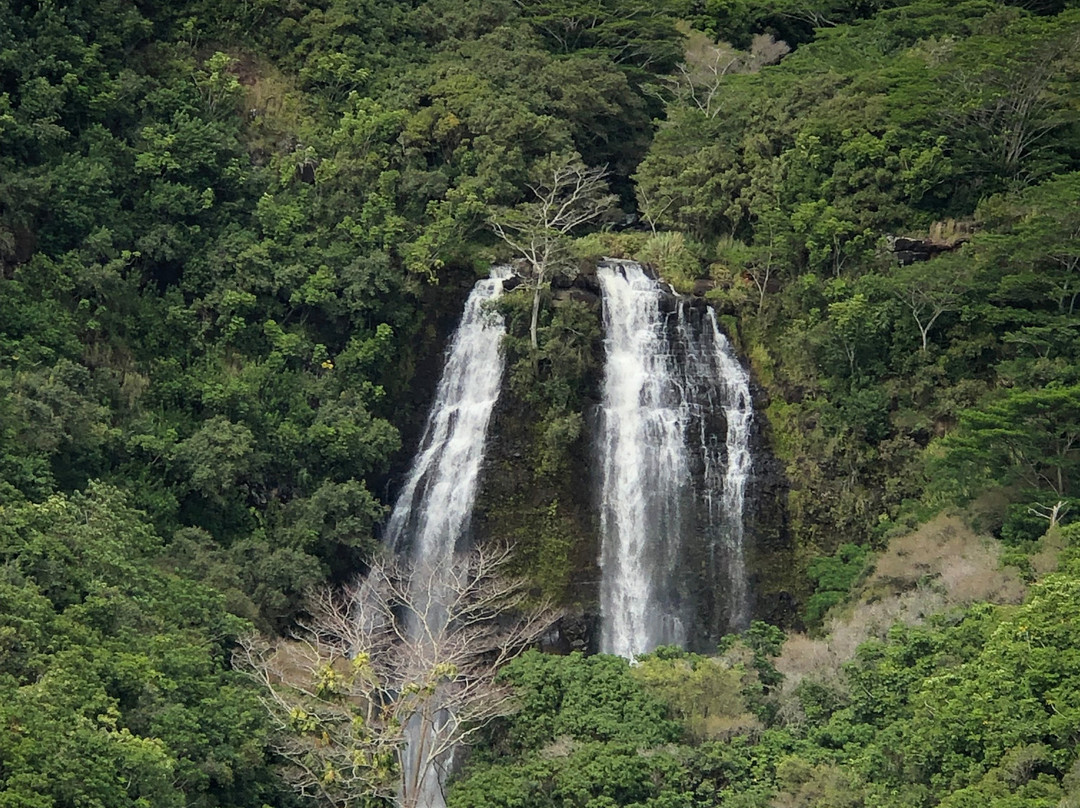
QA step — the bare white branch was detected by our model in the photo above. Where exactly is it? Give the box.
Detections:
[489,152,617,350]
[667,31,789,118]
[234,545,558,808]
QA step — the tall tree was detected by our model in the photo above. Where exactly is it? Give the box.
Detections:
[489,152,617,350]
[978,173,1080,317]
[940,14,1080,185]
[890,251,973,353]
[936,384,1080,500]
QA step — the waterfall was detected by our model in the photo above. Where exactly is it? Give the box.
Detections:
[383,267,511,808]
[597,260,753,658]
[708,309,753,630]
[384,266,511,562]
[597,261,692,658]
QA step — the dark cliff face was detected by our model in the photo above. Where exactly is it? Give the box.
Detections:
[471,274,605,631]
[472,383,604,651]
[467,270,798,652]
[742,379,799,630]
[661,287,799,634]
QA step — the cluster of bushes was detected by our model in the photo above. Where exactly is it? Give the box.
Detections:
[452,528,1080,807]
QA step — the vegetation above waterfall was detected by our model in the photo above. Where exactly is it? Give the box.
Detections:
[1,0,1079,806]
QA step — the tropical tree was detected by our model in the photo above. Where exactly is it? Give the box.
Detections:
[977,173,1080,317]
[890,251,974,353]
[935,384,1080,500]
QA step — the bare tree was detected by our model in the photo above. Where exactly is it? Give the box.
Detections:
[636,184,673,235]
[1028,500,1071,530]
[777,4,839,30]
[489,152,617,351]
[670,31,789,118]
[744,209,787,317]
[235,546,557,808]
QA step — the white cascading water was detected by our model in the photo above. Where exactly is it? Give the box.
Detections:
[385,266,511,562]
[597,261,692,658]
[598,260,753,658]
[383,266,511,808]
[708,309,753,629]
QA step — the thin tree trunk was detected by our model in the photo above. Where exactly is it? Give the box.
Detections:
[530,282,542,352]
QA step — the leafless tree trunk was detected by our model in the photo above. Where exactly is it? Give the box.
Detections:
[891,255,971,354]
[780,6,838,28]
[746,217,781,317]
[489,153,617,352]
[904,286,952,353]
[636,185,673,235]
[1028,500,1071,530]
[235,545,558,808]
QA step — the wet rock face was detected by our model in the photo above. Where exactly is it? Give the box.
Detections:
[472,260,799,649]
[470,266,604,643]
[552,287,601,307]
[692,278,717,297]
[383,272,483,496]
[540,609,600,654]
[575,261,602,295]
[887,234,969,265]
[742,395,798,629]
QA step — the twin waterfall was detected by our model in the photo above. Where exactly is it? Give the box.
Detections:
[384,259,753,804]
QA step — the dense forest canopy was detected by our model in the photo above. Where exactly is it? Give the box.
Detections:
[1,0,1079,805]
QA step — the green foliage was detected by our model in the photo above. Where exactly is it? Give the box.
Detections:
[868,576,1080,793]
[489,650,681,755]
[451,649,754,808]
[452,569,1080,805]
[933,385,1080,501]
[805,543,871,625]
[633,647,761,741]
[637,231,708,292]
[4,0,1080,803]
[0,4,684,797]
[450,571,1080,806]
[0,483,284,807]
[2,0,680,623]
